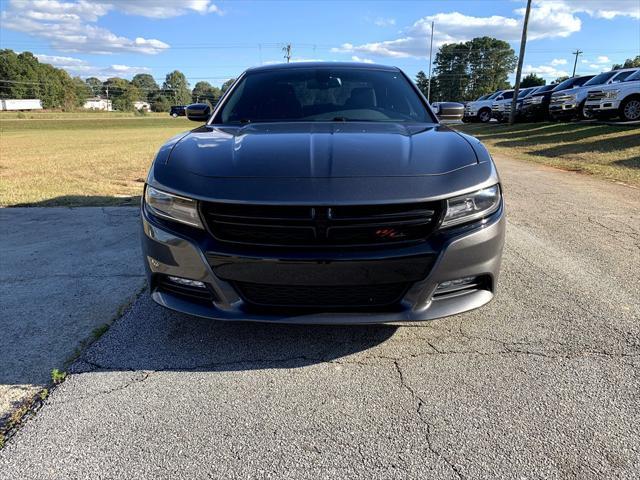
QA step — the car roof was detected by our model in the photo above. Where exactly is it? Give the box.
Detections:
[245,62,400,73]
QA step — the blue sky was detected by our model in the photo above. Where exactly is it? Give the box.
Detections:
[1,0,639,87]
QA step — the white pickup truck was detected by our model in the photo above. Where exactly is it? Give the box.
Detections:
[584,69,640,121]
[463,90,504,123]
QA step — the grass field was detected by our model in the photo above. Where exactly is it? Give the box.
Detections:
[455,122,640,186]
[1,113,639,207]
[1,113,191,207]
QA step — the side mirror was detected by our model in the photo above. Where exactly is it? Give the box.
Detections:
[186,103,211,122]
[496,95,504,101]
[433,101,464,122]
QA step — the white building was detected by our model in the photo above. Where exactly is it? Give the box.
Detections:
[134,101,150,112]
[83,97,113,111]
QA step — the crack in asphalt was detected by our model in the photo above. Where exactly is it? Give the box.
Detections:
[393,360,465,480]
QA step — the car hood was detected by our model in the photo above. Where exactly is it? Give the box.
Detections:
[552,86,586,96]
[166,122,478,178]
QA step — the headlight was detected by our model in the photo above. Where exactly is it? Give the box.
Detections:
[531,95,544,104]
[144,186,204,228]
[441,185,501,227]
[604,89,620,99]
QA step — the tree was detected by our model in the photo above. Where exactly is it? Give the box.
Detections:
[430,37,516,102]
[73,77,91,105]
[103,77,129,100]
[220,78,236,94]
[0,49,85,109]
[85,77,102,96]
[192,81,221,105]
[415,71,429,97]
[162,70,191,105]
[131,73,159,101]
[112,84,142,111]
[612,55,640,70]
[520,73,546,88]
[151,94,171,112]
[553,76,569,84]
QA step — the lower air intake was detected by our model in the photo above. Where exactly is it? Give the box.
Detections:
[234,282,410,309]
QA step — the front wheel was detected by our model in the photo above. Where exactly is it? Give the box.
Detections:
[620,97,640,122]
[478,109,492,123]
[577,100,589,120]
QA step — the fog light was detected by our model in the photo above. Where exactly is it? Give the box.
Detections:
[167,276,206,288]
[436,276,476,291]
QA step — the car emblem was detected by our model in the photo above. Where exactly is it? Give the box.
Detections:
[375,228,406,239]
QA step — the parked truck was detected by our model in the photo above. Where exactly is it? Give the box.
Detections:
[584,69,640,121]
[549,69,637,121]
[463,91,504,123]
[0,99,43,111]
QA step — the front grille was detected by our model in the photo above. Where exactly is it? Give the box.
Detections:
[200,201,442,248]
[587,90,605,101]
[235,282,410,308]
[550,95,571,104]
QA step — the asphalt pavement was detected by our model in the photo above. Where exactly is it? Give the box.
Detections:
[1,157,639,479]
[0,207,145,422]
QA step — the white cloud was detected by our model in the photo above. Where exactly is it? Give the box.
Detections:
[0,0,221,54]
[523,64,569,79]
[351,56,374,64]
[535,0,640,20]
[596,55,610,64]
[373,17,396,27]
[34,53,151,79]
[551,58,567,66]
[112,1,222,19]
[332,5,582,59]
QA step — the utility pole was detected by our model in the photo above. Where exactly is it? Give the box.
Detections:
[509,0,531,125]
[571,49,583,77]
[283,43,292,63]
[427,21,434,103]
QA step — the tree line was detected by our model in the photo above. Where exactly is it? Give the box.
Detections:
[0,49,234,111]
[413,38,640,102]
[2,46,639,110]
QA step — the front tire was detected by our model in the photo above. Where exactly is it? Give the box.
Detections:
[620,97,640,122]
[478,109,492,123]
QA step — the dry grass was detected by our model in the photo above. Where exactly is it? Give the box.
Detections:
[1,114,192,206]
[455,122,640,186]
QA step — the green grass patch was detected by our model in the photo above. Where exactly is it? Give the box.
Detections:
[50,369,67,385]
[454,122,640,186]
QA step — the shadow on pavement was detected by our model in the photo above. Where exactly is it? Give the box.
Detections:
[75,294,398,373]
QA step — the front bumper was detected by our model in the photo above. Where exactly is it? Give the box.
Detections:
[141,203,505,324]
[584,99,621,113]
[549,102,578,117]
[521,103,548,119]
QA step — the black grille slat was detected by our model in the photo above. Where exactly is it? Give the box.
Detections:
[235,282,410,308]
[200,201,442,247]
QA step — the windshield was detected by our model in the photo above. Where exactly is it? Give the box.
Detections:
[553,77,580,91]
[611,70,637,83]
[517,88,535,98]
[487,91,502,100]
[476,94,489,101]
[534,84,556,94]
[584,71,617,86]
[623,70,640,82]
[216,67,433,124]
